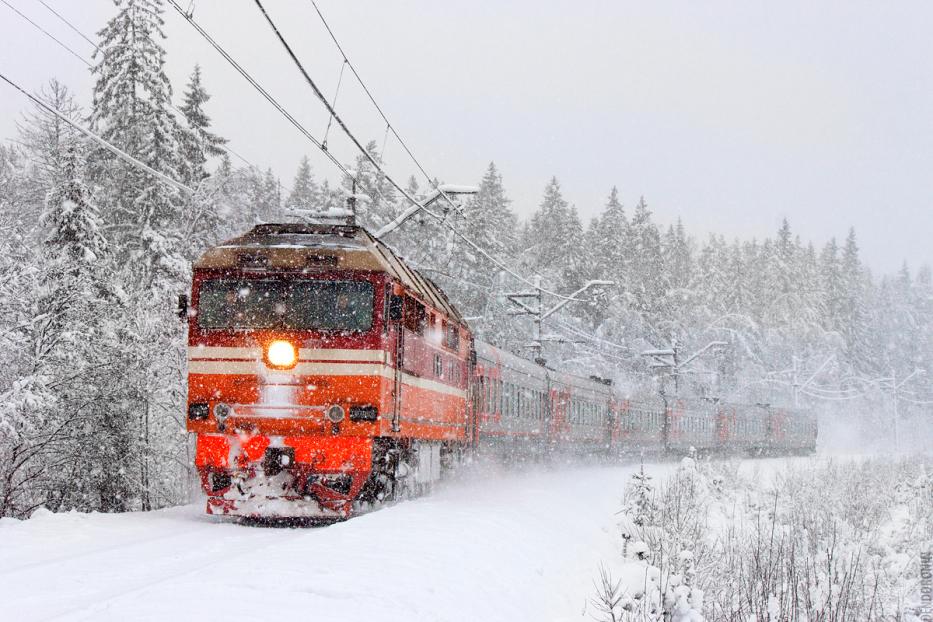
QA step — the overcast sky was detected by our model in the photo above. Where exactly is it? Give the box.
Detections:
[1,0,931,274]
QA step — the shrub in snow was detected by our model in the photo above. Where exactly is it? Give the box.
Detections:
[597,456,933,621]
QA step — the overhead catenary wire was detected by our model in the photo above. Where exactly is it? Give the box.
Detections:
[321,59,346,149]
[0,71,195,195]
[898,396,933,405]
[800,389,865,401]
[36,0,99,51]
[11,0,262,174]
[306,0,449,202]
[249,0,591,302]
[1,0,89,67]
[305,0,463,228]
[410,262,631,353]
[165,0,352,182]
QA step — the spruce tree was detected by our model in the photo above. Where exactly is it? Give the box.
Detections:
[591,187,628,291]
[839,229,872,372]
[41,145,108,265]
[627,197,666,317]
[344,140,396,229]
[285,156,319,215]
[820,238,843,334]
[89,0,183,272]
[86,0,190,511]
[463,162,516,258]
[526,177,576,279]
[178,64,226,185]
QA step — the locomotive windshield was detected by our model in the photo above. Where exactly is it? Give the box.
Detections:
[197,279,374,331]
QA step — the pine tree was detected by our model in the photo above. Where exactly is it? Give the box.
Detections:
[89,0,184,272]
[285,156,319,215]
[178,64,226,185]
[41,145,108,265]
[627,196,666,317]
[839,228,872,372]
[591,187,628,291]
[344,140,396,229]
[525,177,580,283]
[820,238,843,334]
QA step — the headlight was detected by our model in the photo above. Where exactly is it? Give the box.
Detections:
[266,340,297,369]
[326,404,345,423]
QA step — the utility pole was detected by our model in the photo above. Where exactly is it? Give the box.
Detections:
[642,339,728,398]
[892,368,898,451]
[641,339,728,451]
[790,354,835,408]
[792,356,799,407]
[876,368,925,452]
[505,278,613,365]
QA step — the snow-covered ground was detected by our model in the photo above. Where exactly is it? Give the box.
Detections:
[1,455,878,622]
[0,461,671,622]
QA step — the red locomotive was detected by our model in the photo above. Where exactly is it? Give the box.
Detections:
[184,219,816,520]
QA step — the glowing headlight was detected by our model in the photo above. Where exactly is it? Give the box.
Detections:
[266,340,297,369]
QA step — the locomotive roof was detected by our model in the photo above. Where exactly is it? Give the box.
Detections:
[194,223,465,323]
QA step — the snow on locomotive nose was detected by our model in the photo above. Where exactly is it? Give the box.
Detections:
[184,221,472,520]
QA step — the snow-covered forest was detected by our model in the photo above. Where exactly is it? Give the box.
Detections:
[1,0,932,520]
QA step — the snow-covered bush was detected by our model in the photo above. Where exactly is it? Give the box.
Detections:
[598,456,933,621]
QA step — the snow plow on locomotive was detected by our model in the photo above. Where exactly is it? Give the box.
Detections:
[183,220,817,520]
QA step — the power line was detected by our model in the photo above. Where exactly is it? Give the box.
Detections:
[36,0,99,51]
[165,0,351,181]
[899,396,933,406]
[250,0,588,302]
[11,0,263,175]
[552,319,633,353]
[0,71,194,194]
[304,1,495,242]
[302,0,463,234]
[306,0,452,207]
[1,0,89,67]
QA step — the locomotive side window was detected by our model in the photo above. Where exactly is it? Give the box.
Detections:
[403,297,426,334]
[198,279,374,331]
[444,322,460,351]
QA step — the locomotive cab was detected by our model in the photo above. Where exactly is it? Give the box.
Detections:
[185,222,471,519]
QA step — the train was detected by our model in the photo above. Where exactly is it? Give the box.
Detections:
[182,218,817,520]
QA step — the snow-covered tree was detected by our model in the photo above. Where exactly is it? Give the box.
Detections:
[41,145,108,265]
[177,64,226,186]
[285,156,319,215]
[89,0,184,274]
[344,140,397,229]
